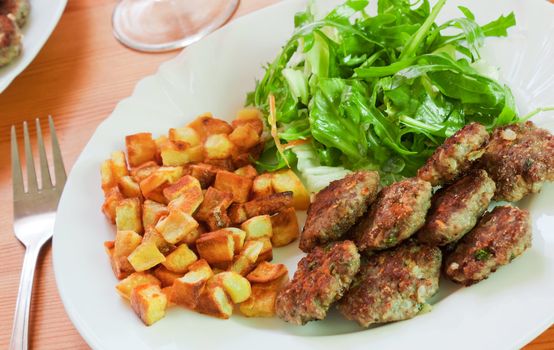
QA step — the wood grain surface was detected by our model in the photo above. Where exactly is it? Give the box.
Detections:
[0,1,552,349]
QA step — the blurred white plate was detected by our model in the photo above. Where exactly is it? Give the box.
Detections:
[52,0,554,349]
[0,0,67,93]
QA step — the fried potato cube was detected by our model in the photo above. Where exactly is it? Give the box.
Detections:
[139,166,183,203]
[241,215,272,240]
[114,230,143,260]
[170,259,213,309]
[128,241,166,272]
[130,161,159,183]
[271,170,310,210]
[214,171,253,203]
[167,192,204,217]
[233,108,264,135]
[118,175,142,198]
[196,285,233,319]
[228,203,248,225]
[106,241,132,279]
[246,262,288,284]
[102,187,124,223]
[270,207,299,247]
[163,175,202,201]
[126,133,157,167]
[130,283,167,326]
[169,126,201,146]
[189,114,233,141]
[142,228,175,255]
[140,172,167,200]
[209,272,252,303]
[204,134,236,160]
[255,237,273,263]
[235,165,258,179]
[229,123,260,150]
[162,286,175,307]
[240,265,289,318]
[244,192,293,218]
[115,198,143,233]
[111,151,129,180]
[195,230,235,265]
[101,159,117,193]
[116,272,161,300]
[160,140,203,166]
[153,265,183,287]
[189,163,219,188]
[155,210,199,244]
[195,187,233,231]
[228,240,264,276]
[162,244,198,274]
[222,227,246,254]
[251,174,274,199]
[142,200,168,230]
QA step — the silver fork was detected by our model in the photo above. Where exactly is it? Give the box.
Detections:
[9,116,66,350]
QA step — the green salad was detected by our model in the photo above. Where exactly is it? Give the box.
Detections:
[247,0,518,191]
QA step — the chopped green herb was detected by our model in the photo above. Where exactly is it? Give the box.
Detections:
[474,248,492,261]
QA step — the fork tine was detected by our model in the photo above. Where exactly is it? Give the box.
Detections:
[11,125,25,197]
[23,121,39,193]
[36,118,53,189]
[49,116,66,186]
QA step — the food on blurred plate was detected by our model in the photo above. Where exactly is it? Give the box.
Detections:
[0,14,21,67]
[352,177,432,252]
[299,171,380,252]
[479,121,554,202]
[417,170,496,246]
[275,241,360,325]
[338,242,441,327]
[99,109,308,325]
[444,205,531,286]
[0,0,29,27]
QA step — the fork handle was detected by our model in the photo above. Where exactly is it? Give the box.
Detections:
[9,239,48,350]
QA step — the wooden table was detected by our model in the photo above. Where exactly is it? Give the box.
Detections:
[0,1,552,349]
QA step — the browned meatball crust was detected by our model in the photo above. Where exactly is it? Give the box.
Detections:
[275,241,360,325]
[0,14,21,67]
[352,177,432,252]
[0,0,30,27]
[479,121,554,202]
[444,205,531,286]
[338,242,441,327]
[417,169,496,246]
[299,171,380,252]
[417,123,489,186]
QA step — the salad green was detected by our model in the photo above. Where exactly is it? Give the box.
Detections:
[247,0,518,190]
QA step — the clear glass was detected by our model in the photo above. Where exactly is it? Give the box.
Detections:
[112,0,240,52]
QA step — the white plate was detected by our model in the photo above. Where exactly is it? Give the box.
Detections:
[53,0,554,349]
[0,0,67,93]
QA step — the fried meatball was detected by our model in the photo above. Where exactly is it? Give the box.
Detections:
[418,123,489,186]
[275,240,360,325]
[417,169,496,246]
[444,205,531,286]
[299,171,380,252]
[338,242,441,327]
[352,177,432,252]
[0,14,21,67]
[0,0,30,27]
[479,121,554,202]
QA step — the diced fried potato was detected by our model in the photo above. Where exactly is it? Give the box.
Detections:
[154,135,169,164]
[126,133,157,167]
[233,108,264,136]
[246,262,288,284]
[213,171,253,203]
[196,285,233,319]
[239,285,277,317]
[205,158,235,171]
[155,210,199,244]
[102,187,124,223]
[244,191,293,218]
[228,203,247,225]
[189,163,218,188]
[158,166,185,184]
[142,227,175,255]
[251,174,274,199]
[241,215,272,240]
[167,192,203,217]
[114,230,143,259]
[118,176,142,198]
[229,123,260,150]
[163,175,202,201]
[189,114,233,141]
[101,159,117,193]
[106,241,133,279]
[270,207,299,247]
[195,230,235,265]
[127,241,166,272]
[228,240,264,276]
[116,272,160,300]
[170,259,213,309]
[162,244,198,274]
[204,134,236,160]
[222,227,246,254]
[140,172,168,200]
[209,272,252,303]
[142,200,168,230]
[255,237,273,263]
[153,265,183,287]
[111,151,129,180]
[271,170,310,210]
[162,286,175,307]
[115,198,143,234]
[130,161,159,183]
[130,283,167,326]
[195,187,233,231]
[234,165,258,179]
[160,140,203,166]
[169,126,201,146]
